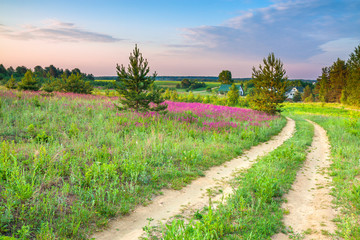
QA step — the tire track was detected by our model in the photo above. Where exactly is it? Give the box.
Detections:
[272,120,337,240]
[92,118,295,240]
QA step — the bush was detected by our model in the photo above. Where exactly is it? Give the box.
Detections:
[63,73,93,94]
[5,75,17,89]
[18,70,40,91]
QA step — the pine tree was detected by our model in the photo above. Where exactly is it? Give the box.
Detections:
[115,45,167,112]
[227,84,239,106]
[328,58,347,103]
[250,53,288,114]
[17,70,40,91]
[5,75,17,89]
[345,45,360,106]
[318,67,330,102]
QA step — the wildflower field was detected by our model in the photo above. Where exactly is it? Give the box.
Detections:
[144,103,360,240]
[0,88,285,239]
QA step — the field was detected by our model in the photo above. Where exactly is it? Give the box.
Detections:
[142,104,360,239]
[1,87,359,239]
[93,80,235,95]
[0,88,284,239]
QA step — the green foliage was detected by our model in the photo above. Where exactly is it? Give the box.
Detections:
[0,89,284,239]
[115,45,167,112]
[317,67,330,102]
[63,73,93,94]
[40,72,93,94]
[17,70,40,91]
[304,95,314,103]
[316,44,360,107]
[292,91,301,102]
[35,131,51,143]
[146,118,313,239]
[226,83,239,106]
[344,45,360,106]
[179,78,206,90]
[68,123,79,138]
[0,64,8,80]
[218,70,233,84]
[5,75,17,89]
[283,104,360,239]
[250,53,288,114]
[301,86,313,102]
[161,90,250,107]
[328,58,347,103]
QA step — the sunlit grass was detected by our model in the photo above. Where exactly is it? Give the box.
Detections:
[0,88,285,239]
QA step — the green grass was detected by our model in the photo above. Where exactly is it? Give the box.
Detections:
[144,117,314,239]
[0,89,285,239]
[283,103,360,239]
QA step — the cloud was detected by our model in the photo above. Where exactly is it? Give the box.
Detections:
[309,38,360,63]
[0,20,121,43]
[179,0,360,61]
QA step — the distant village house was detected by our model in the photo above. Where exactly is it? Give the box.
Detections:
[218,84,244,96]
[285,86,304,99]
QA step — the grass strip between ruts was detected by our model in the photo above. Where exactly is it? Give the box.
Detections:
[144,117,313,239]
[301,114,360,239]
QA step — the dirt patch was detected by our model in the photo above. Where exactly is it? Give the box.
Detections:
[91,118,295,240]
[272,120,337,240]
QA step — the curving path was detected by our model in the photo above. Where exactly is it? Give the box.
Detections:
[272,120,337,240]
[91,118,295,240]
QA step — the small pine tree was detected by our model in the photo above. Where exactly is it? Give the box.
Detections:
[17,70,40,91]
[250,53,288,114]
[115,45,167,112]
[227,84,239,106]
[5,75,17,89]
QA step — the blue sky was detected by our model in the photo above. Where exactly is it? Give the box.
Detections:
[0,0,359,79]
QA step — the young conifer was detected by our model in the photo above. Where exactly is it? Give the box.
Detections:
[115,45,167,112]
[250,53,288,114]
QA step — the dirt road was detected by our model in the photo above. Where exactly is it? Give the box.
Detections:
[272,120,336,240]
[92,118,295,240]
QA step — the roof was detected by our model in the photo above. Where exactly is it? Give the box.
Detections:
[286,86,304,94]
[218,84,243,92]
[293,86,304,92]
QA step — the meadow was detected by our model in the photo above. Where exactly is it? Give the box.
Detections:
[0,88,285,239]
[143,104,360,239]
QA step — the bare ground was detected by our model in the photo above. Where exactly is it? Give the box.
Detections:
[272,120,338,240]
[91,118,295,240]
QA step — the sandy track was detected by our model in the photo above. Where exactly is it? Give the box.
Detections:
[92,118,295,240]
[272,120,337,240]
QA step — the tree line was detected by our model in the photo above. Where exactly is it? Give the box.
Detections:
[0,64,94,81]
[3,69,93,94]
[314,45,360,106]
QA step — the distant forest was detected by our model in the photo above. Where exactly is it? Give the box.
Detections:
[0,64,94,81]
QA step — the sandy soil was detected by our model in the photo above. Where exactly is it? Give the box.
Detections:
[91,118,295,240]
[272,120,337,240]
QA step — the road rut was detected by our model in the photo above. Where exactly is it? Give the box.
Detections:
[92,118,296,240]
[272,120,337,240]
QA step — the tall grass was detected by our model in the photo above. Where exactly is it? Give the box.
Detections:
[0,89,285,239]
[144,118,313,239]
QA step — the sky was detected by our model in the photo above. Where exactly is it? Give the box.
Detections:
[0,0,359,79]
